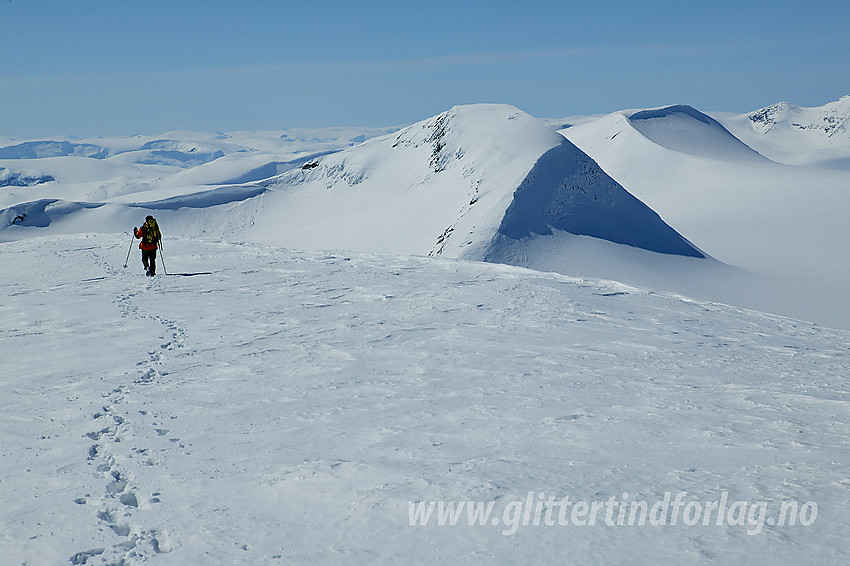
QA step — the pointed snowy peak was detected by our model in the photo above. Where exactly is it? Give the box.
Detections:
[387,103,567,173]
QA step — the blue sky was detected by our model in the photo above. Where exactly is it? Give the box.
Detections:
[2,0,848,137]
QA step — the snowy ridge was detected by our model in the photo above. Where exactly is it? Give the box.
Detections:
[0,167,56,187]
[0,126,400,244]
[626,105,767,162]
[0,140,109,159]
[251,104,703,262]
[0,127,394,212]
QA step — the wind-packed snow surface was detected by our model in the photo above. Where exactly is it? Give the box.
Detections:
[2,235,849,565]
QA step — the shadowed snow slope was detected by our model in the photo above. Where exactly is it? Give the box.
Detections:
[626,105,767,162]
[250,104,704,261]
[488,140,704,257]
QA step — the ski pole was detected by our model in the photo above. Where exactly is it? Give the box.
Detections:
[158,241,168,275]
[123,232,134,268]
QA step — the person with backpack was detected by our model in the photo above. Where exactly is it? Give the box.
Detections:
[134,215,162,276]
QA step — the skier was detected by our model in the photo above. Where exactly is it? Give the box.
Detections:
[134,215,161,276]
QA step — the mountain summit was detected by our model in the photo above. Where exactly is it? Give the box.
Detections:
[625,105,767,162]
[717,95,850,169]
[745,95,850,138]
[251,104,704,262]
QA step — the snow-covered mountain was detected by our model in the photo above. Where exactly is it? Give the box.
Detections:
[250,104,704,261]
[557,96,850,329]
[624,105,767,162]
[715,95,850,169]
[746,97,849,137]
[1,104,712,308]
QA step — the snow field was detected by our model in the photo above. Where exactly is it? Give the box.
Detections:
[2,96,850,564]
[2,234,849,564]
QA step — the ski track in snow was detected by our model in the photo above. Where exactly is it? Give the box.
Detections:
[2,234,850,564]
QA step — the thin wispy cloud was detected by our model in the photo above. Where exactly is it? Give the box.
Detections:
[1,37,800,84]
